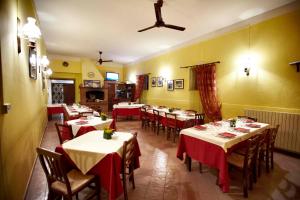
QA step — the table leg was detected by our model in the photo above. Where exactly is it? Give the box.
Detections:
[184,155,192,172]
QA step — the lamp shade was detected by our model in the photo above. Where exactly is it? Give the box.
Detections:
[22,17,41,42]
[41,56,50,68]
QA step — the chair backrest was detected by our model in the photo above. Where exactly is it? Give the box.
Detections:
[270,124,280,147]
[122,132,137,169]
[195,113,205,125]
[165,112,177,128]
[55,123,73,144]
[237,115,257,122]
[243,135,261,169]
[153,109,161,122]
[186,109,197,114]
[62,106,70,121]
[140,107,147,119]
[79,111,93,117]
[36,147,72,195]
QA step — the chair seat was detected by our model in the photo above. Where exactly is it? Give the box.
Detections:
[227,153,244,169]
[51,169,95,195]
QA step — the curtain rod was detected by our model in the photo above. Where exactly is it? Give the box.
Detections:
[180,61,220,69]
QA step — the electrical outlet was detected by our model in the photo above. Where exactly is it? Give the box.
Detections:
[3,103,12,114]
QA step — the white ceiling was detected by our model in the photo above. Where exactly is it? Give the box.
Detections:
[34,0,295,64]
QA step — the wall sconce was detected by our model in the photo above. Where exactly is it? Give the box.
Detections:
[40,55,52,77]
[21,17,41,46]
[40,56,50,70]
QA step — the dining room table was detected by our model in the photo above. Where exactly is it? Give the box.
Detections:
[55,130,141,200]
[112,102,145,121]
[176,119,269,192]
[63,104,94,120]
[145,107,196,129]
[47,104,64,120]
[67,116,115,137]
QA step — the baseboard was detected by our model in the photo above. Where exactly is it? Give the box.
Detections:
[23,117,48,200]
[274,148,300,159]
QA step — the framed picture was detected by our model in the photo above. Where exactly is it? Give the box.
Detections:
[156,77,163,87]
[84,80,101,88]
[167,80,174,91]
[151,77,156,87]
[174,79,184,89]
[29,47,37,80]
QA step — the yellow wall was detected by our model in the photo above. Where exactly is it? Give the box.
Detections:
[49,58,124,103]
[124,9,300,119]
[0,0,48,199]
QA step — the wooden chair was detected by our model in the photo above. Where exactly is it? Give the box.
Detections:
[153,109,164,135]
[121,132,138,200]
[79,111,93,117]
[195,113,205,125]
[165,113,180,142]
[55,123,74,144]
[237,116,257,122]
[36,147,100,200]
[140,107,150,128]
[227,135,261,197]
[185,109,197,114]
[260,125,280,173]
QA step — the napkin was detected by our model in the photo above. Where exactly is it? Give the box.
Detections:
[194,125,207,130]
[246,124,261,128]
[234,127,250,133]
[218,132,236,138]
[210,122,222,126]
[75,120,88,125]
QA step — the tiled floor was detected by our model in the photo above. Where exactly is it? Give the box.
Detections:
[26,116,300,200]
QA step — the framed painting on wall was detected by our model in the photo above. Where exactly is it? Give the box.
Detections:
[156,77,163,87]
[151,77,156,87]
[84,80,101,88]
[29,47,37,80]
[167,80,174,91]
[174,79,184,89]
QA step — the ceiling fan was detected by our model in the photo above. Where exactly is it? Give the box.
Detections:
[138,0,185,32]
[97,51,113,65]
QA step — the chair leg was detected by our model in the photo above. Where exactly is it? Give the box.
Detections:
[122,173,128,200]
[271,147,274,170]
[266,149,270,173]
[185,155,192,172]
[156,123,160,135]
[131,167,135,189]
[243,172,248,198]
[199,162,203,173]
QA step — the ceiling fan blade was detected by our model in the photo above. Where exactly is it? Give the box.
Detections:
[138,25,156,32]
[164,24,185,31]
[102,60,113,62]
[154,1,163,22]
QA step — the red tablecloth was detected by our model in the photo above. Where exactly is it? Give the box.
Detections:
[55,137,141,200]
[177,134,229,192]
[47,106,64,115]
[146,112,194,129]
[112,108,141,120]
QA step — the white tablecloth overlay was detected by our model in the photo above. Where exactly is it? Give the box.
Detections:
[63,104,93,116]
[62,131,133,174]
[113,103,145,109]
[146,108,195,121]
[67,117,113,136]
[180,121,269,152]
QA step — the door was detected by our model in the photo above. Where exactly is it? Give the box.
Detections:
[63,84,75,105]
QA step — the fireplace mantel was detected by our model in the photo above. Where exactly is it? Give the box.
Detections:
[79,86,108,112]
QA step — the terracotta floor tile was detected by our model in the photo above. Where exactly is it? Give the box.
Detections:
[25,118,300,200]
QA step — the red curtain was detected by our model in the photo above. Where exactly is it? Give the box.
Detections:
[134,75,146,101]
[195,64,222,121]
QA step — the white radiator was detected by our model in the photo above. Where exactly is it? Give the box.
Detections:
[244,109,300,154]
